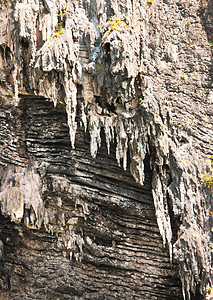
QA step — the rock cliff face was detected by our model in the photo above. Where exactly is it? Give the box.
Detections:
[0,0,212,299]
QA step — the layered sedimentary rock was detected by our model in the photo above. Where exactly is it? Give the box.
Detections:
[0,0,212,299]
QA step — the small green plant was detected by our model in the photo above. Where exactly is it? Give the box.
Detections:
[208,287,213,294]
[209,40,213,48]
[57,12,67,18]
[53,24,66,38]
[208,33,213,48]
[185,20,191,25]
[90,125,95,131]
[210,242,213,253]
[202,155,213,188]
[98,15,129,39]
[202,171,213,188]
[53,7,67,38]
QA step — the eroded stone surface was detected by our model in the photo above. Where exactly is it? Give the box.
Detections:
[0,98,182,299]
[0,0,212,299]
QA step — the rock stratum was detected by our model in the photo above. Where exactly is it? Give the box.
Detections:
[0,0,212,299]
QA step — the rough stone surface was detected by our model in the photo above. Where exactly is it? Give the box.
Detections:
[0,0,212,299]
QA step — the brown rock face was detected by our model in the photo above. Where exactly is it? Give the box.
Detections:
[0,0,212,299]
[0,99,183,299]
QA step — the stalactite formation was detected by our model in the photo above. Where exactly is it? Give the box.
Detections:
[0,0,212,299]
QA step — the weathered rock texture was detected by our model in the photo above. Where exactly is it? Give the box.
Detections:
[0,0,212,299]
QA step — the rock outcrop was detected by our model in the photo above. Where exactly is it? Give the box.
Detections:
[0,0,212,299]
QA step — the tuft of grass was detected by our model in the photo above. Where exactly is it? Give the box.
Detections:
[202,155,213,188]
[98,15,128,39]
[202,171,213,188]
[185,20,191,25]
[208,33,213,48]
[209,40,213,48]
[53,24,66,38]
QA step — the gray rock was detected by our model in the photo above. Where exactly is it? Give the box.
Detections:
[0,0,212,299]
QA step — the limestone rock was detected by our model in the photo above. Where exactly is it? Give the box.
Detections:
[0,0,212,299]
